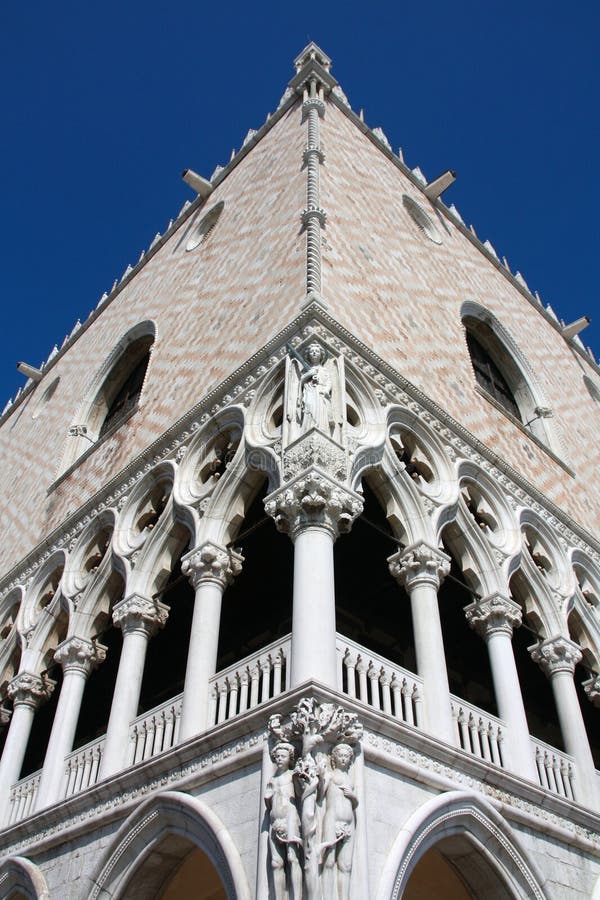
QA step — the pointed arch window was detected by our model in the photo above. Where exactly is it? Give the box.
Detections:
[99,349,151,438]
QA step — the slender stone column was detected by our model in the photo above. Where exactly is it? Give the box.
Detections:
[388,542,455,744]
[465,594,536,780]
[530,636,598,806]
[0,672,54,825]
[178,541,243,741]
[36,637,106,809]
[99,594,168,779]
[265,471,363,688]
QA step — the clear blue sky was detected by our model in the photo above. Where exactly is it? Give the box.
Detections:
[1,0,598,408]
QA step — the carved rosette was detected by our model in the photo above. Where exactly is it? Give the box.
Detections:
[7,671,55,710]
[464,594,522,639]
[388,541,450,591]
[111,593,169,638]
[54,636,107,677]
[264,470,363,541]
[583,675,600,707]
[530,636,582,678]
[181,541,243,591]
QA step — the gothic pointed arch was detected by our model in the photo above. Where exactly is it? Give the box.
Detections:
[376,790,551,900]
[88,790,251,900]
[0,856,50,900]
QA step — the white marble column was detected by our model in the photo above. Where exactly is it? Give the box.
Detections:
[99,594,168,780]
[388,542,455,745]
[530,636,598,807]
[178,541,243,741]
[465,594,536,780]
[36,637,106,810]
[0,672,54,825]
[265,471,363,689]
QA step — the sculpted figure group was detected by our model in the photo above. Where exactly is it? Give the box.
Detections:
[265,699,362,900]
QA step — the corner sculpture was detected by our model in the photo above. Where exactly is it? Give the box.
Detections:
[265,697,363,900]
[284,343,345,446]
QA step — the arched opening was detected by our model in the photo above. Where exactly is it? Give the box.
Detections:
[403,844,479,899]
[334,480,415,672]
[509,571,563,752]
[148,845,226,900]
[217,481,293,669]
[138,548,194,715]
[438,541,496,716]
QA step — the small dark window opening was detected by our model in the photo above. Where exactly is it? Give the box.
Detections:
[99,352,150,438]
[466,332,521,422]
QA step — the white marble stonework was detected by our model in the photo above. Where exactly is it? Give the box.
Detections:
[0,42,599,900]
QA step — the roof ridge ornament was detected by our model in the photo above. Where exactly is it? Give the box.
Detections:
[294,42,332,73]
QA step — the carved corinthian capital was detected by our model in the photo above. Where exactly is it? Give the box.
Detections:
[388,541,450,591]
[583,675,600,707]
[54,636,107,677]
[112,593,169,638]
[464,593,522,639]
[7,671,55,709]
[264,470,363,540]
[181,542,243,590]
[530,636,582,678]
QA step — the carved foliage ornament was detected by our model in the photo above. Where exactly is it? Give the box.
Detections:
[265,472,363,541]
[464,594,522,639]
[388,541,451,591]
[7,671,55,709]
[182,542,243,591]
[530,636,582,677]
[266,698,363,900]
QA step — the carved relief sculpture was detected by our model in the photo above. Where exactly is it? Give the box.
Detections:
[266,697,363,900]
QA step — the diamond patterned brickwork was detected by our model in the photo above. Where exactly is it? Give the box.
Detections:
[0,103,307,576]
[319,101,600,533]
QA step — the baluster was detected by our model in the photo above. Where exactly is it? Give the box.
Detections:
[552,757,563,796]
[154,710,166,754]
[208,684,218,726]
[146,716,157,760]
[163,707,175,750]
[249,662,261,709]
[260,657,271,704]
[457,708,469,751]
[228,674,240,719]
[8,787,17,825]
[479,721,492,761]
[65,758,76,797]
[173,704,182,744]
[563,761,575,800]
[239,669,250,713]
[380,668,392,715]
[217,679,229,723]
[356,656,368,703]
[545,752,558,793]
[535,747,548,789]
[131,724,143,765]
[489,726,501,766]
[81,749,93,787]
[16,785,26,822]
[402,679,414,725]
[90,747,101,787]
[343,649,357,698]
[390,673,402,720]
[413,685,423,728]
[273,650,284,696]
[367,661,381,710]
[467,713,478,755]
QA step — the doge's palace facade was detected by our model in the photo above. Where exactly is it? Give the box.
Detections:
[0,44,599,900]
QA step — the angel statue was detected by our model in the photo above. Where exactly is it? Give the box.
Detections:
[284,343,345,446]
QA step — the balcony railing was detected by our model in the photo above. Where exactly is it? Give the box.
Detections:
[2,633,589,827]
[531,737,575,800]
[336,634,423,727]
[7,770,40,825]
[208,636,291,727]
[65,734,105,798]
[451,698,505,768]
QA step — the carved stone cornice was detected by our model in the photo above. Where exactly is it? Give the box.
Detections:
[111,594,168,639]
[388,541,450,591]
[54,636,107,677]
[582,675,600,707]
[181,542,243,591]
[264,470,363,540]
[530,636,582,678]
[464,594,522,639]
[7,671,55,709]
